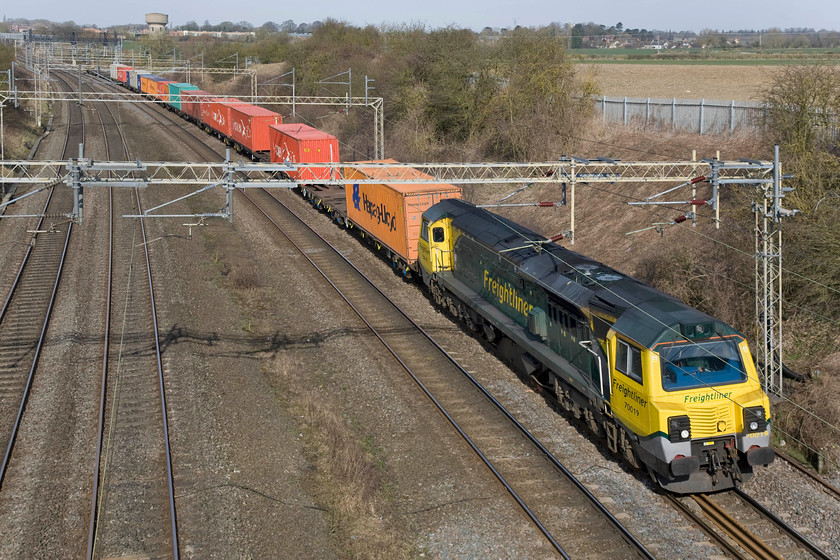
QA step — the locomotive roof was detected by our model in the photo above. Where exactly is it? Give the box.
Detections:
[425,198,742,348]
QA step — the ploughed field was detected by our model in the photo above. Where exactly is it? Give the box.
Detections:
[585,63,776,101]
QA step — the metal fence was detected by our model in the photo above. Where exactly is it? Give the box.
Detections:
[594,95,768,135]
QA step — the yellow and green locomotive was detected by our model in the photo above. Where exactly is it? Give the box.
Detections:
[417,198,773,493]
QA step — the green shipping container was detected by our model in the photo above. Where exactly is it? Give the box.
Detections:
[168,83,199,110]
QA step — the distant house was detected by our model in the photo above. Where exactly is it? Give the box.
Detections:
[178,30,256,40]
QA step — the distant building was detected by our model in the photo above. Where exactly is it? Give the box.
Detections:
[146,13,168,35]
[178,30,256,40]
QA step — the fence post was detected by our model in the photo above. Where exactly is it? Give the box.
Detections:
[602,95,606,124]
[730,99,735,133]
[700,98,705,135]
[672,98,676,131]
[623,96,628,126]
[646,97,650,126]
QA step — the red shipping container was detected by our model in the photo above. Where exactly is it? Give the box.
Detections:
[203,97,241,136]
[155,80,175,102]
[269,123,340,182]
[181,90,214,120]
[117,66,132,83]
[229,104,282,152]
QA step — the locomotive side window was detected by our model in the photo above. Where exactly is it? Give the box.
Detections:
[420,219,430,242]
[616,339,643,385]
[433,227,445,243]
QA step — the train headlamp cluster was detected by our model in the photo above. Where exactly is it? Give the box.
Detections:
[679,321,715,340]
[668,415,692,442]
[743,406,767,433]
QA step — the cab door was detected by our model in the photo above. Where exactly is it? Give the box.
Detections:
[430,223,454,271]
[418,218,455,276]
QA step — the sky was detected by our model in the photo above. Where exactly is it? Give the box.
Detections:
[7,0,840,33]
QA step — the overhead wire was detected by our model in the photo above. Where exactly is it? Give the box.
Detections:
[570,131,840,280]
[580,178,840,304]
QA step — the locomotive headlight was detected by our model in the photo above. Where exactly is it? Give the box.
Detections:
[743,406,768,433]
[668,415,691,442]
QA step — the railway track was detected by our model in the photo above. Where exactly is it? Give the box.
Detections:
[75,74,180,559]
[240,186,653,559]
[776,449,840,501]
[0,68,180,557]
[71,70,840,558]
[667,488,833,560]
[0,73,80,491]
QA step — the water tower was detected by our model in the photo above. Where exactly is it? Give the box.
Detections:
[146,13,169,35]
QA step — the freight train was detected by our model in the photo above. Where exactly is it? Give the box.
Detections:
[105,63,775,493]
[108,64,340,164]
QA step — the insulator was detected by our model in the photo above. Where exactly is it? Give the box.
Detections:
[549,234,565,242]
[674,215,688,224]
[689,199,707,206]
[690,175,707,184]
[538,201,556,207]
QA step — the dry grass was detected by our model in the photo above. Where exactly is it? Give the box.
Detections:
[273,357,412,560]
[584,63,779,102]
[773,366,840,474]
[1,103,43,161]
[199,222,412,558]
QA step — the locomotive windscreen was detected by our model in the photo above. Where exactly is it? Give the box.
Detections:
[659,339,747,391]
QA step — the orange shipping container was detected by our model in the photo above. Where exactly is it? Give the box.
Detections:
[140,75,162,95]
[344,160,462,264]
[229,104,282,152]
[269,123,339,182]
[181,90,214,121]
[155,80,175,102]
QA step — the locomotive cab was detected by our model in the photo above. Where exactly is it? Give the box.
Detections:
[418,214,458,281]
[609,313,774,493]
